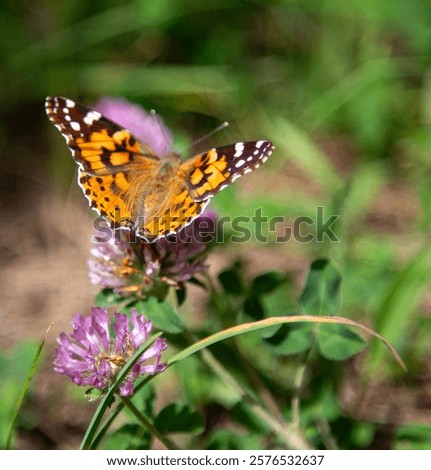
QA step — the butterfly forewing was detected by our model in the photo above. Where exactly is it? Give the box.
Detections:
[180,140,274,201]
[45,96,159,175]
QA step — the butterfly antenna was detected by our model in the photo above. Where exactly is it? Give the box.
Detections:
[188,121,229,149]
[150,109,172,149]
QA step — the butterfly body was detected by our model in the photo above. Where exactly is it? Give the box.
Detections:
[45,96,274,241]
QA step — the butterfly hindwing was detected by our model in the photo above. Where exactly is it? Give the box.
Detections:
[137,183,209,241]
[180,140,274,201]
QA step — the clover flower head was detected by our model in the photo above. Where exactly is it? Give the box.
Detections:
[88,212,217,297]
[143,211,217,284]
[53,307,167,397]
[87,231,143,296]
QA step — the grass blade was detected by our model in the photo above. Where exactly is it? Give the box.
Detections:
[5,327,49,449]
[168,315,405,370]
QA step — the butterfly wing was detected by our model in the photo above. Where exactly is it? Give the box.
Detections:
[45,96,161,228]
[179,140,274,201]
[135,140,274,241]
[137,182,210,242]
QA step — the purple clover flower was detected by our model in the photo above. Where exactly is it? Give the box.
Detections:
[88,212,217,297]
[94,97,172,157]
[87,233,143,296]
[53,307,167,397]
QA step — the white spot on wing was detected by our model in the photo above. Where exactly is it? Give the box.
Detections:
[65,99,75,108]
[256,140,265,148]
[84,111,101,125]
[71,121,81,131]
[63,107,69,114]
[234,142,244,157]
[235,159,246,168]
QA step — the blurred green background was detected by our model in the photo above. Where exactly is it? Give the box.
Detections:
[2,0,431,449]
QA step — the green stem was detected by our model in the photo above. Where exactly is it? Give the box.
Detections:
[236,350,285,422]
[121,397,180,450]
[291,363,306,428]
[291,346,313,428]
[195,339,313,449]
[316,419,339,450]
[288,349,318,449]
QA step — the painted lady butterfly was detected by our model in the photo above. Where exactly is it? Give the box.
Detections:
[45,96,274,241]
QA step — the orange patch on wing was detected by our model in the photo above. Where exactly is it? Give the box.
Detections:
[77,133,116,150]
[204,165,228,188]
[86,162,109,172]
[80,149,103,158]
[84,154,105,162]
[110,152,131,166]
[190,168,204,185]
[210,156,228,172]
[195,181,213,196]
[173,190,189,205]
[112,130,141,153]
[90,130,111,142]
